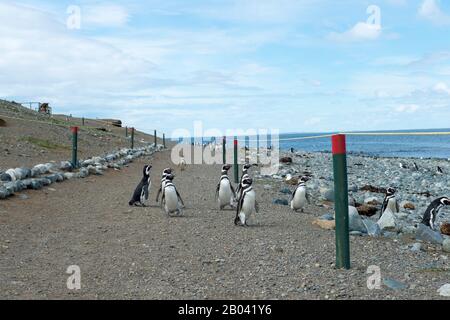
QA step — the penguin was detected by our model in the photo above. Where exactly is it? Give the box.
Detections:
[236,164,255,196]
[155,168,173,202]
[421,197,450,230]
[437,166,444,174]
[380,187,399,216]
[399,162,408,169]
[290,176,310,213]
[129,165,152,206]
[413,162,419,171]
[234,177,259,227]
[215,164,237,210]
[160,174,185,216]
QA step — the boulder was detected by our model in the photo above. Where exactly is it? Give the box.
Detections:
[410,243,422,252]
[312,219,335,230]
[272,199,289,206]
[377,209,397,231]
[362,218,381,237]
[357,204,378,217]
[364,197,380,206]
[349,206,367,233]
[401,201,416,210]
[442,239,450,253]
[438,284,450,297]
[0,173,12,182]
[280,157,293,164]
[415,223,444,245]
[59,161,73,171]
[320,213,334,221]
[440,223,450,236]
[0,187,11,199]
[320,187,335,202]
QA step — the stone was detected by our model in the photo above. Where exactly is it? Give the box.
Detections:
[410,243,422,252]
[280,157,293,164]
[415,223,444,245]
[401,201,416,210]
[437,284,450,297]
[377,209,397,231]
[348,206,367,233]
[349,231,363,236]
[272,199,289,206]
[364,197,380,205]
[312,219,335,230]
[362,219,381,237]
[59,161,73,171]
[357,204,378,217]
[320,213,334,221]
[383,278,407,291]
[443,239,450,253]
[320,187,334,202]
[440,223,450,236]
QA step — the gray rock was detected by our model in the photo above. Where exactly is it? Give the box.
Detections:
[362,219,381,237]
[320,187,334,202]
[383,278,407,291]
[0,173,12,182]
[443,239,450,253]
[59,161,73,171]
[272,199,289,206]
[415,223,444,245]
[348,206,367,233]
[377,209,397,231]
[30,179,43,190]
[321,213,334,221]
[64,172,75,180]
[438,284,450,297]
[410,243,422,252]
[0,187,11,199]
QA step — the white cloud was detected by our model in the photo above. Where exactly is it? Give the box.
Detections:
[83,4,130,28]
[394,104,420,113]
[418,0,450,26]
[433,82,450,94]
[328,22,382,43]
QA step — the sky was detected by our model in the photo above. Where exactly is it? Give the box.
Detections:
[0,0,450,135]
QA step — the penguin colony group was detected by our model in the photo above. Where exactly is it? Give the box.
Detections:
[129,164,450,229]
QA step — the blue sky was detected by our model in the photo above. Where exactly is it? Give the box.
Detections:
[1,0,450,135]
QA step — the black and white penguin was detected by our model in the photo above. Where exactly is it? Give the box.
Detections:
[215,164,237,210]
[413,162,419,171]
[234,177,258,227]
[380,187,399,215]
[437,166,444,174]
[290,176,310,212]
[399,162,408,169]
[161,174,185,216]
[236,164,254,196]
[155,168,173,202]
[129,165,152,206]
[421,197,450,230]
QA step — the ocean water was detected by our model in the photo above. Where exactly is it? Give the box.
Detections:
[277,129,450,159]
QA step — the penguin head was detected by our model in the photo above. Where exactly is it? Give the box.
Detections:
[299,176,310,183]
[440,197,450,206]
[143,165,152,176]
[222,164,232,172]
[242,177,253,186]
[386,187,396,195]
[243,164,252,171]
[163,168,173,175]
[165,174,175,181]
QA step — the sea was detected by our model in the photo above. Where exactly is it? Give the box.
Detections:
[183,129,450,160]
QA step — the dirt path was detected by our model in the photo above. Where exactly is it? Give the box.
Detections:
[0,150,448,300]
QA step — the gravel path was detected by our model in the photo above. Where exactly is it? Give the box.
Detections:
[0,149,449,300]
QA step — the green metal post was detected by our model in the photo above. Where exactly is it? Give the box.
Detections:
[256,133,260,164]
[81,117,85,126]
[154,130,157,147]
[245,136,249,164]
[131,127,135,149]
[222,136,226,165]
[332,134,350,269]
[163,133,166,148]
[234,137,239,184]
[71,127,79,169]
[125,126,128,137]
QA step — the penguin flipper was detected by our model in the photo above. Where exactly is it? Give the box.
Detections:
[215,182,220,200]
[230,184,237,199]
[176,189,185,207]
[291,188,297,201]
[235,194,244,225]
[155,186,162,202]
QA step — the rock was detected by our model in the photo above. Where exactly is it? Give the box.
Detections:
[0,173,12,182]
[312,219,335,230]
[78,168,89,178]
[320,213,334,221]
[377,209,397,231]
[401,201,416,210]
[411,243,422,252]
[348,185,358,193]
[362,219,381,237]
[383,278,407,291]
[64,172,75,180]
[279,188,291,195]
[280,157,293,164]
[348,206,367,233]
[364,197,380,205]
[285,177,298,186]
[360,185,386,194]
[437,284,450,297]
[440,223,450,236]
[30,179,43,190]
[357,204,378,217]
[272,199,289,206]
[0,187,11,199]
[443,239,450,253]
[59,161,73,171]
[349,231,363,236]
[320,187,335,202]
[415,223,444,245]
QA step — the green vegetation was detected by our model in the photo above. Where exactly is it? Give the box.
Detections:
[20,137,70,150]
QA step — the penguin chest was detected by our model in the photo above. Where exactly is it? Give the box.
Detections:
[241,190,256,214]
[292,187,307,209]
[218,180,233,204]
[387,197,398,213]
[164,186,179,211]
